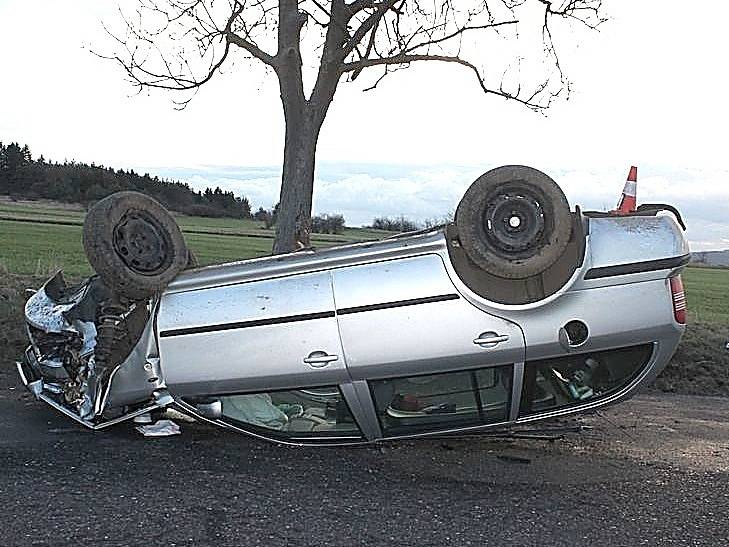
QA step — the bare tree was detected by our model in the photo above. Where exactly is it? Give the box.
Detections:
[101,0,604,253]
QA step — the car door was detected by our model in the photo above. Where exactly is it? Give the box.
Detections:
[332,254,526,437]
[156,271,348,397]
[157,271,369,443]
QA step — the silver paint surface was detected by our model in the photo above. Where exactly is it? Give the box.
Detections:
[588,216,688,270]
[158,271,348,396]
[165,232,445,294]
[331,254,457,309]
[332,254,525,379]
[158,271,334,333]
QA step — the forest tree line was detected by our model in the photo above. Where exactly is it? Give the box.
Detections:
[1,141,441,233]
[0,141,251,219]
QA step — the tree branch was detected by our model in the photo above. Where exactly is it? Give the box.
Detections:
[341,0,400,60]
[402,19,518,54]
[226,31,277,66]
[341,53,550,109]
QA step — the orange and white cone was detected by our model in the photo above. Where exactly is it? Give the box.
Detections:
[614,165,637,214]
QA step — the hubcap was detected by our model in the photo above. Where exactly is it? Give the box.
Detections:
[113,212,170,274]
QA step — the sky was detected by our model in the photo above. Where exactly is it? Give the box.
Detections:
[0,0,728,250]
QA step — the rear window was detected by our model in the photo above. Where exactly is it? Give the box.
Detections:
[519,344,654,417]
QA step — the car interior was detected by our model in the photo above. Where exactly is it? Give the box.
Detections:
[519,344,655,416]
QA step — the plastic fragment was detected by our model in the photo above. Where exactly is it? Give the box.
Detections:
[135,419,181,437]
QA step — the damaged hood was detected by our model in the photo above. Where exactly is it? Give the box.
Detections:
[25,272,90,334]
[25,272,110,334]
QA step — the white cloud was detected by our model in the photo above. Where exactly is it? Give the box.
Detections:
[165,162,729,250]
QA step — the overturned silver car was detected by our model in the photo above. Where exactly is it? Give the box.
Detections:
[18,166,690,444]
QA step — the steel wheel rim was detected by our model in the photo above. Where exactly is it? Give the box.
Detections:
[112,211,172,275]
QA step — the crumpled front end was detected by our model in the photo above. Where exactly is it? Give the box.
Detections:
[18,271,168,429]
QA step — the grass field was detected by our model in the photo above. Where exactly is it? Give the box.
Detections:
[0,199,392,277]
[0,218,280,277]
[680,267,729,325]
[0,198,391,242]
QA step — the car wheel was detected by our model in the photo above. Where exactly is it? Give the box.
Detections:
[455,165,572,279]
[83,191,189,300]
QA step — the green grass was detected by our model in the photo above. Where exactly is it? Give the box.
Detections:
[0,220,90,277]
[0,200,393,277]
[0,201,85,219]
[0,200,395,241]
[682,266,729,325]
[173,213,392,243]
[185,232,275,265]
[0,218,282,277]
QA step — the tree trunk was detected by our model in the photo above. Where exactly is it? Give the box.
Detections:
[271,0,343,255]
[272,105,322,254]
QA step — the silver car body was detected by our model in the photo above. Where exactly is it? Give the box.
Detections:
[19,213,689,445]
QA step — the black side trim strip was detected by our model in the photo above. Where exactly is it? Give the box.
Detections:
[159,294,461,337]
[337,293,460,315]
[584,253,691,280]
[160,311,336,338]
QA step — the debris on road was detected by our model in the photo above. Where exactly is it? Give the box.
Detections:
[135,419,181,437]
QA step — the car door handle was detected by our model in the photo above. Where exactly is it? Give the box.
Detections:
[303,352,339,367]
[473,333,510,346]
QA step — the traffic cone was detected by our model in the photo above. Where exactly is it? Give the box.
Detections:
[614,166,637,214]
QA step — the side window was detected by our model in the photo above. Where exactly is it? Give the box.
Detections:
[189,387,362,440]
[519,344,654,417]
[370,366,513,436]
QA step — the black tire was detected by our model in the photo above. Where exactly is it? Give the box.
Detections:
[455,165,572,279]
[83,192,189,300]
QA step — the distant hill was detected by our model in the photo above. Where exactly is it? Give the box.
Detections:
[0,141,252,219]
[691,250,729,268]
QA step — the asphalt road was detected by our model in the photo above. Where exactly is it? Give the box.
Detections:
[1,383,729,546]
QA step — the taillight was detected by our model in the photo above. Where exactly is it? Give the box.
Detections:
[670,275,687,324]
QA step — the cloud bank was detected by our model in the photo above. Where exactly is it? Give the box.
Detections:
[153,163,729,251]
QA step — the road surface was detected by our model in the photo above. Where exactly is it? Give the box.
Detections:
[1,383,728,546]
